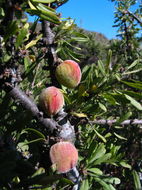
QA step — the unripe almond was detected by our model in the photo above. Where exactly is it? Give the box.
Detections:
[39,86,64,116]
[55,60,81,88]
[50,142,78,173]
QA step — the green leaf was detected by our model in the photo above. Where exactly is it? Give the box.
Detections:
[35,3,60,24]
[87,143,106,166]
[0,7,4,18]
[80,179,89,190]
[121,90,142,99]
[71,31,89,42]
[64,40,81,50]
[24,128,46,139]
[94,153,112,165]
[125,94,142,110]
[95,177,116,190]
[16,28,28,49]
[103,177,121,185]
[126,59,140,71]
[87,168,103,175]
[28,9,60,24]
[103,94,117,105]
[106,49,112,72]
[28,174,62,186]
[98,60,106,76]
[94,129,107,143]
[31,0,56,3]
[132,170,142,190]
[122,68,142,75]
[99,102,107,112]
[22,138,44,145]
[116,111,132,125]
[108,184,117,190]
[25,34,42,49]
[114,132,127,140]
[120,161,132,169]
[121,81,142,90]
[63,46,81,62]
[4,21,18,41]
[3,54,11,62]
[24,56,31,71]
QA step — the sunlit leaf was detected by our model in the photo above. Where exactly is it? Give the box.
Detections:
[98,60,106,76]
[99,103,107,112]
[103,177,120,185]
[114,132,127,140]
[71,112,87,118]
[120,161,132,169]
[25,34,42,49]
[125,94,142,110]
[87,168,103,175]
[94,129,107,143]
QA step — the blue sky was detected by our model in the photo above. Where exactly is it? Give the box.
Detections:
[28,0,141,40]
[57,0,117,39]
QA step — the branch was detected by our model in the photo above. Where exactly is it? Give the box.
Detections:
[42,20,59,86]
[90,119,142,126]
[127,10,142,26]
[8,85,57,133]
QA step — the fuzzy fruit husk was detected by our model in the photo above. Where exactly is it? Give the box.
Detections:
[39,86,64,116]
[50,141,78,173]
[55,60,81,88]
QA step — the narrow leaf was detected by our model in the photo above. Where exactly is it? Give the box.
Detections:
[98,60,106,76]
[24,128,46,139]
[125,94,142,110]
[132,170,142,190]
[87,168,103,175]
[94,153,112,165]
[25,34,42,49]
[16,28,28,48]
[94,129,107,143]
[114,132,127,140]
[80,179,89,190]
[87,144,106,165]
[126,60,140,71]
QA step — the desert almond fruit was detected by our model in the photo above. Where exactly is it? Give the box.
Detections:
[39,86,64,116]
[50,141,78,173]
[55,60,81,88]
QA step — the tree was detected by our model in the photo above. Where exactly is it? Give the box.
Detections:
[0,0,142,190]
[110,0,142,64]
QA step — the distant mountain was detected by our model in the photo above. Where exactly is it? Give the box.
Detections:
[29,22,110,66]
[29,22,109,46]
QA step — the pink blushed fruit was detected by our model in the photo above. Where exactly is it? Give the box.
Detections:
[55,60,81,88]
[39,86,64,116]
[50,141,78,173]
